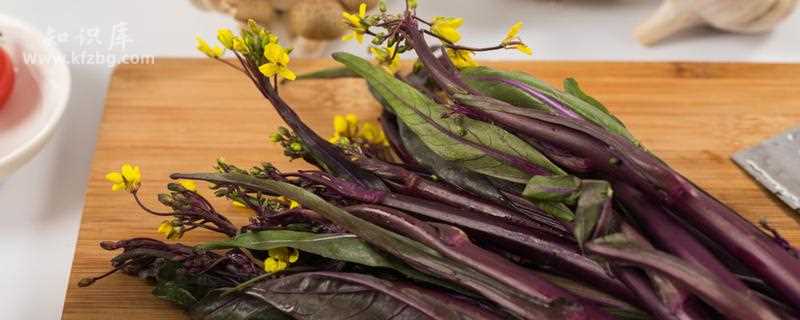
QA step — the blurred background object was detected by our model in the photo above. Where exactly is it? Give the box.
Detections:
[0,14,70,180]
[0,38,14,108]
[190,0,378,57]
[190,0,799,50]
[636,0,797,45]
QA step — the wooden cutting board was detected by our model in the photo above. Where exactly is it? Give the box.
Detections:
[62,59,800,319]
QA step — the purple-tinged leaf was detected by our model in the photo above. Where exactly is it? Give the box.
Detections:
[573,180,613,246]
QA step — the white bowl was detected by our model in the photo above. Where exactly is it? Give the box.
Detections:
[0,15,71,179]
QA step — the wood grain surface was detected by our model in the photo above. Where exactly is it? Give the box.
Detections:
[62,59,800,319]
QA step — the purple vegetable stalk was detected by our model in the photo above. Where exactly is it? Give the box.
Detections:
[378,110,422,169]
[587,236,782,320]
[390,15,800,312]
[438,93,800,308]
[614,183,751,293]
[354,157,569,236]
[295,170,633,301]
[232,51,387,191]
[346,204,615,320]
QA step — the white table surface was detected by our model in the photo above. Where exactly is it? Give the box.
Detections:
[1,0,798,318]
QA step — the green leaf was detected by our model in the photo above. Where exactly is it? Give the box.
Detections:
[199,229,458,293]
[460,67,637,144]
[463,73,549,112]
[200,230,394,269]
[522,174,582,221]
[523,175,582,203]
[563,78,610,115]
[535,201,575,222]
[574,180,613,245]
[293,66,360,81]
[153,281,198,309]
[334,52,564,183]
[398,122,507,203]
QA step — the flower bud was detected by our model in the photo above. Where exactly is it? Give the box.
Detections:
[290,142,303,152]
[214,188,230,197]
[78,278,96,287]
[158,193,175,207]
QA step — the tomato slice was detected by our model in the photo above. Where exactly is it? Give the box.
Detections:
[0,47,14,107]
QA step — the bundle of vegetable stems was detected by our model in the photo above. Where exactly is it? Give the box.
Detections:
[83,2,800,319]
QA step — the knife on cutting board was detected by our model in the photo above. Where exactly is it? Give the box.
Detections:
[733,127,800,213]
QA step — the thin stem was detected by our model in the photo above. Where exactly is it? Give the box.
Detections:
[448,41,526,52]
[132,191,173,216]
[241,248,265,269]
[420,29,524,53]
[388,42,400,64]
[421,29,504,52]
[421,29,454,46]
[78,263,127,287]
[414,16,432,26]
[183,221,226,234]
[221,272,273,296]
[214,57,247,73]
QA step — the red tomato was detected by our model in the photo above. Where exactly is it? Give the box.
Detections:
[0,47,14,107]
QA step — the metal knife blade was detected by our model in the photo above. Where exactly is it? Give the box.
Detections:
[732,127,800,213]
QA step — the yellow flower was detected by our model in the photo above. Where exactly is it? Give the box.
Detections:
[259,43,296,81]
[196,36,223,58]
[501,22,533,56]
[333,115,348,136]
[341,3,368,43]
[330,113,356,142]
[232,37,250,54]
[177,179,197,192]
[328,114,388,147]
[105,163,142,192]
[263,247,300,273]
[431,17,463,44]
[345,114,359,133]
[158,220,182,240]
[359,122,387,145]
[232,200,247,208]
[328,135,350,144]
[511,44,533,56]
[369,46,400,74]
[217,28,235,49]
[446,48,478,69]
[277,196,300,209]
[503,22,523,44]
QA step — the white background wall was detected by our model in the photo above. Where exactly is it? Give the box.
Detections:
[1,0,798,318]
